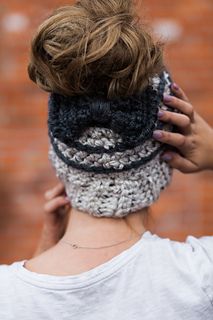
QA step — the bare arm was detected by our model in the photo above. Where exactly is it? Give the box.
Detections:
[33,183,71,256]
[153,84,213,173]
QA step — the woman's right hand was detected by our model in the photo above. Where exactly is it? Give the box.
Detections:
[34,183,71,256]
[153,84,213,173]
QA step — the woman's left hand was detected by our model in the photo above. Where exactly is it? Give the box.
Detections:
[153,84,213,173]
[34,183,71,256]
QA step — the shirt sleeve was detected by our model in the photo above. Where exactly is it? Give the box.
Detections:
[186,236,213,305]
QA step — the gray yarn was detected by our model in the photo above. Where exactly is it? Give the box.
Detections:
[49,71,173,218]
[49,146,171,218]
[53,136,161,171]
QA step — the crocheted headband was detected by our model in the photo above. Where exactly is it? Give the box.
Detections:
[48,70,173,218]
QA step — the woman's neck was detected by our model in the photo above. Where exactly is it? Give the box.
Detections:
[62,208,148,247]
[25,208,148,276]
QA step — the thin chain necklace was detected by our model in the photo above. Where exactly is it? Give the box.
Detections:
[60,231,139,250]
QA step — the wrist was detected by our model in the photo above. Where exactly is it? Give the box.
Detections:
[203,127,213,171]
[33,225,60,257]
[206,128,213,170]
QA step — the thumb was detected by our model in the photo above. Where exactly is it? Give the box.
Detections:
[161,152,198,174]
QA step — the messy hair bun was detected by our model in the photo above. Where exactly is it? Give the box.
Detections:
[28,0,164,98]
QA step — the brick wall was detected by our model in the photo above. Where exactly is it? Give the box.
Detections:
[0,0,212,264]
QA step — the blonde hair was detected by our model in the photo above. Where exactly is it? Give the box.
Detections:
[28,0,164,98]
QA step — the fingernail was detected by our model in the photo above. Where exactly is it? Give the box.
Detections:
[172,83,179,90]
[153,130,163,140]
[65,197,70,203]
[162,154,173,161]
[158,110,164,118]
[164,94,172,103]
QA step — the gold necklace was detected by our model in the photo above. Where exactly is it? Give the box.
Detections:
[60,231,138,250]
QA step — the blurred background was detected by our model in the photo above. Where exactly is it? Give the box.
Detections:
[0,0,212,264]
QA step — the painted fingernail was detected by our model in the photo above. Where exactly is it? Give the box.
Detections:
[162,154,173,161]
[172,83,179,90]
[153,130,163,140]
[158,110,164,118]
[164,94,172,103]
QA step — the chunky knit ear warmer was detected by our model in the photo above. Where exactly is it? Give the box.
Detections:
[48,71,173,218]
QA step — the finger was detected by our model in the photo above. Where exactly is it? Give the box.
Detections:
[153,130,186,149]
[163,95,194,119]
[158,110,190,128]
[44,196,70,213]
[45,183,66,200]
[161,152,198,174]
[171,83,189,102]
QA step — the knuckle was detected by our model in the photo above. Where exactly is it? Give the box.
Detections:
[159,111,168,121]
[51,187,58,195]
[165,112,172,122]
[183,116,191,126]
[188,138,197,149]
[185,116,191,125]
[171,96,178,105]
[172,158,188,173]
[187,103,194,115]
[179,90,189,102]
[52,198,61,208]
[57,196,65,203]
[163,131,171,142]
[178,136,186,147]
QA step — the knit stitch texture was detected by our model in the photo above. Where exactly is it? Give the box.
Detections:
[48,70,174,218]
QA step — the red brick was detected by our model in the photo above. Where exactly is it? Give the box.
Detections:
[0,0,212,263]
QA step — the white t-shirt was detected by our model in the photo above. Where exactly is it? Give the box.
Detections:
[0,231,213,320]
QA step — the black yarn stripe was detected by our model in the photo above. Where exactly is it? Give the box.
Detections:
[50,134,165,174]
[48,73,167,155]
[48,121,157,154]
[48,100,159,154]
